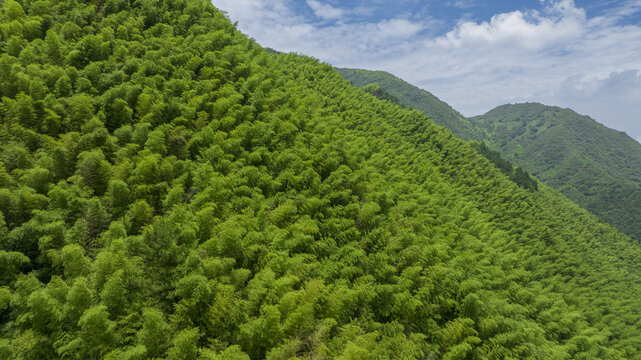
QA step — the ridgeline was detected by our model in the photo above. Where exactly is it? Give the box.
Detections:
[341,68,641,242]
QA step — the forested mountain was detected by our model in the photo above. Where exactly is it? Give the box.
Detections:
[336,68,484,141]
[473,103,641,241]
[340,69,641,242]
[2,1,641,359]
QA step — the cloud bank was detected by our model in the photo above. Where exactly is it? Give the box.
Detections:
[212,0,641,140]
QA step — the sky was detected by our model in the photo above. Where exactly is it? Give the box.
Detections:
[210,0,641,141]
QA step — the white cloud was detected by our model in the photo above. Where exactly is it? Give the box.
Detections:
[375,18,425,38]
[597,0,641,23]
[212,0,641,139]
[551,70,641,138]
[214,0,293,23]
[437,0,586,49]
[446,1,477,10]
[306,0,344,20]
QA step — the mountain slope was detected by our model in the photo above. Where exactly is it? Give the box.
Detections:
[336,68,484,141]
[474,103,641,241]
[1,1,641,359]
[340,69,641,242]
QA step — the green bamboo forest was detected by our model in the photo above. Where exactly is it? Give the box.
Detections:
[336,68,484,142]
[339,69,641,243]
[473,104,641,242]
[2,0,641,359]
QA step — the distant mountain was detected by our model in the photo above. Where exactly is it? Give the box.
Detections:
[340,69,641,241]
[474,103,641,240]
[336,68,484,141]
[360,83,404,107]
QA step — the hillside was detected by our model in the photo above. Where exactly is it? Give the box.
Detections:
[336,68,484,141]
[2,1,641,359]
[340,69,641,242]
[474,103,641,241]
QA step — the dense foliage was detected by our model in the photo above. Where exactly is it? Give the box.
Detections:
[471,142,538,191]
[341,70,538,192]
[340,70,641,242]
[2,0,641,359]
[359,83,404,108]
[473,103,641,241]
[337,68,483,141]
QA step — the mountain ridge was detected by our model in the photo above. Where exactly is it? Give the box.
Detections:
[339,68,641,241]
[336,68,485,141]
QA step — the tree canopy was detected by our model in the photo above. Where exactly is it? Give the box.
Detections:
[340,69,641,243]
[1,0,641,359]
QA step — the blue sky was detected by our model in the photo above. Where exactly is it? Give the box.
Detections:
[287,0,639,32]
[211,0,641,141]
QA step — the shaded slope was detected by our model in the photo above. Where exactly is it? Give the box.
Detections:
[474,103,641,241]
[0,1,641,359]
[360,83,404,108]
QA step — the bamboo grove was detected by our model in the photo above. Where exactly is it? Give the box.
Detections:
[1,0,641,359]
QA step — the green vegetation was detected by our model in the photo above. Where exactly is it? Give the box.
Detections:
[471,142,538,191]
[337,68,484,141]
[360,83,403,108]
[340,69,641,242]
[340,69,538,192]
[2,0,641,359]
[473,103,641,241]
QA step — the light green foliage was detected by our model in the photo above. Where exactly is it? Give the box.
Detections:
[73,305,115,358]
[338,68,539,191]
[340,69,641,242]
[61,245,90,279]
[0,287,11,312]
[168,328,199,360]
[125,199,153,234]
[137,307,170,358]
[109,179,131,218]
[101,270,126,315]
[63,277,91,323]
[201,345,250,360]
[1,1,641,359]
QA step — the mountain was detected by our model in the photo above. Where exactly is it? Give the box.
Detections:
[340,69,641,242]
[336,68,484,141]
[474,103,641,241]
[359,83,404,108]
[2,1,641,359]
